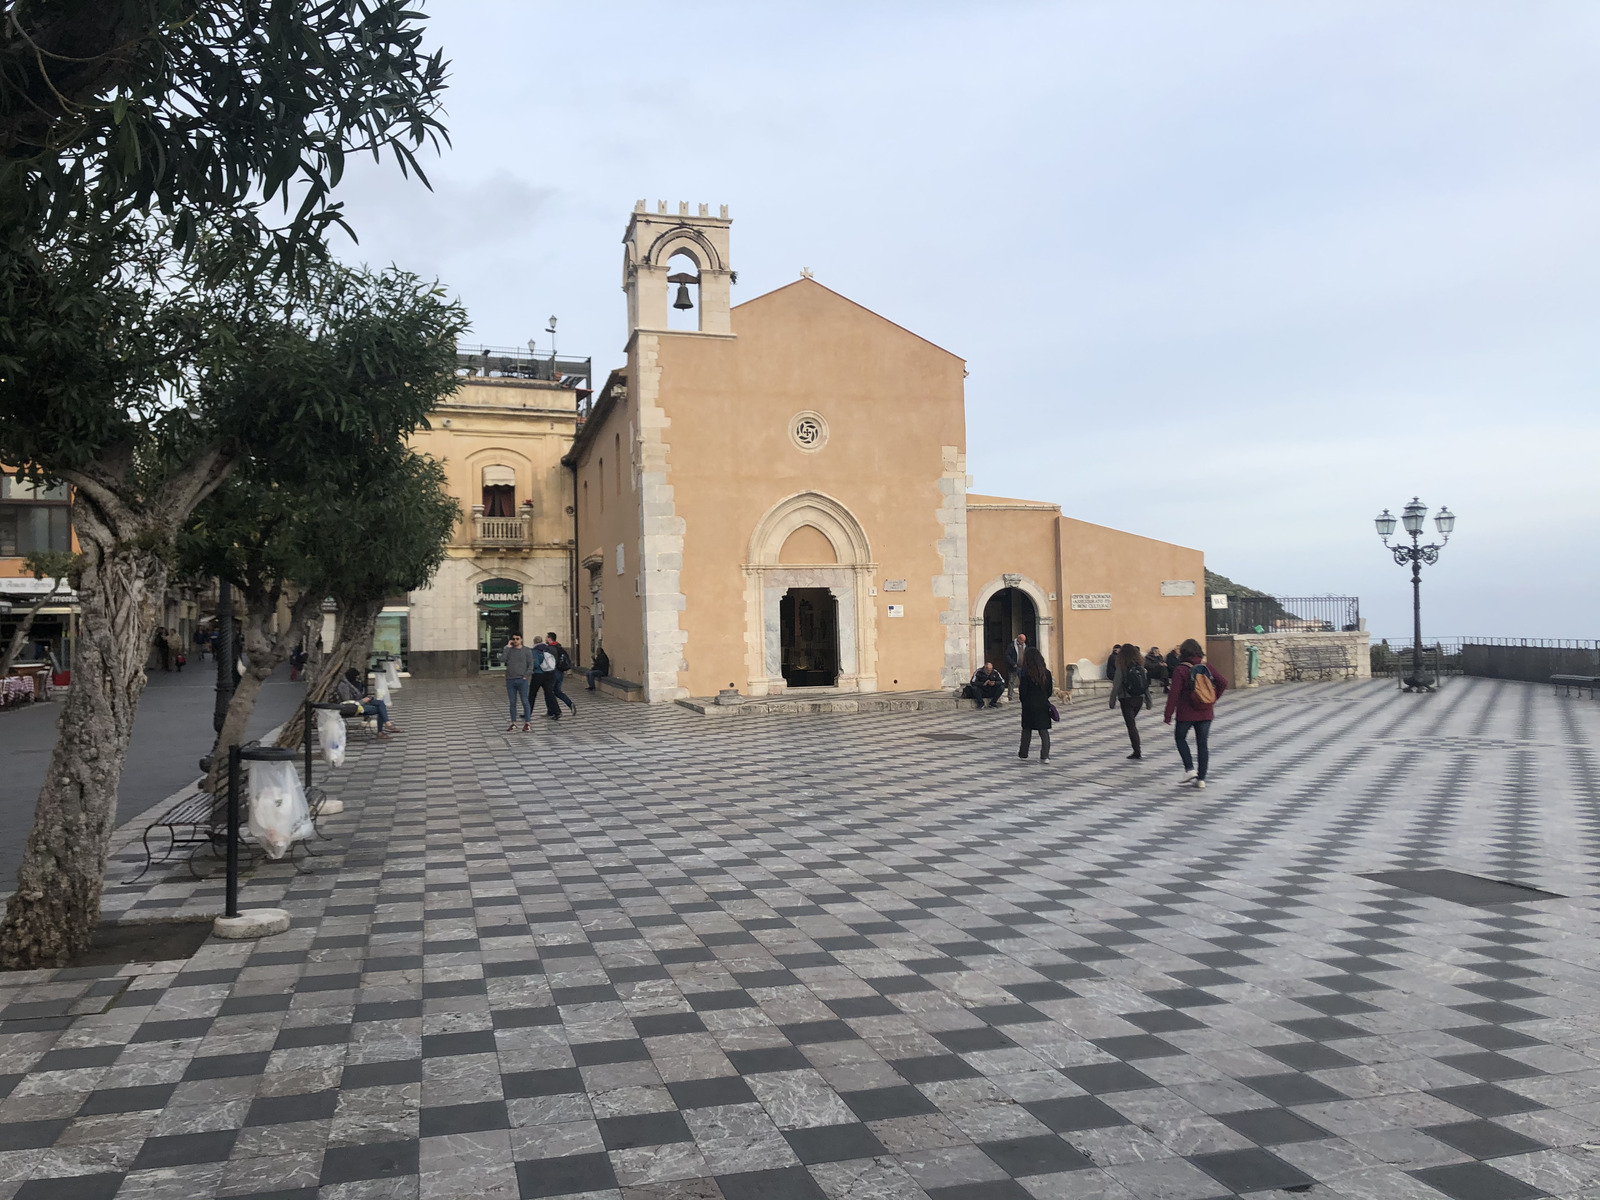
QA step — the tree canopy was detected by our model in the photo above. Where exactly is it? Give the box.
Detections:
[0,0,448,263]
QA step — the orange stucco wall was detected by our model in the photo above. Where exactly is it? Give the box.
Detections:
[571,386,647,687]
[1056,515,1205,672]
[651,280,966,697]
[966,497,1063,673]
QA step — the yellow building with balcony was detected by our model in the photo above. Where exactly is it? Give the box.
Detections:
[400,352,589,675]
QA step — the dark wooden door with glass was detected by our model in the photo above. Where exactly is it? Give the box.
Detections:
[780,588,839,688]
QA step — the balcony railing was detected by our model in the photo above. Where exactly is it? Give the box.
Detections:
[472,515,532,548]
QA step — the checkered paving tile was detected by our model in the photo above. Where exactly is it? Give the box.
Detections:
[0,675,1598,1198]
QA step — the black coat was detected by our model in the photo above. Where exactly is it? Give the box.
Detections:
[1018,670,1054,731]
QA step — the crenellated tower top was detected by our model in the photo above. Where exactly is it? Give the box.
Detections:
[623,202,734,336]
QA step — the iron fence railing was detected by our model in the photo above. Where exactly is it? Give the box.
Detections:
[1207,595,1360,636]
[1370,638,1465,681]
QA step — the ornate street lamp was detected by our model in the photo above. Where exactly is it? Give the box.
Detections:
[1374,498,1456,692]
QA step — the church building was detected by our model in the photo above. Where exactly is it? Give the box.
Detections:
[561,202,1206,702]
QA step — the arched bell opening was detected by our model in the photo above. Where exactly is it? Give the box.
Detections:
[665,249,701,332]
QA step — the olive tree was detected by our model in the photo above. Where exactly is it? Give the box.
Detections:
[0,0,450,969]
[273,449,458,752]
[0,251,462,967]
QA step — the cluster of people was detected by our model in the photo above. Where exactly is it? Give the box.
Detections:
[1105,643,1185,693]
[965,634,1227,785]
[502,632,578,730]
[1105,638,1226,785]
[960,632,1056,760]
[151,627,187,672]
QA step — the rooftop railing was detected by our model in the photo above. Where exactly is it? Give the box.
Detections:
[455,346,592,391]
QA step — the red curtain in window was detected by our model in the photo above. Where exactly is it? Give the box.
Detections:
[482,486,515,517]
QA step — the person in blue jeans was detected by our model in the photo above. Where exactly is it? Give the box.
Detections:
[334,669,396,739]
[502,634,535,731]
[1163,638,1228,789]
[544,633,576,716]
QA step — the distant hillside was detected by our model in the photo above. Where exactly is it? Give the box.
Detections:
[1204,569,1274,599]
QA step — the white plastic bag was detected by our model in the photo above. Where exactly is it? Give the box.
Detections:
[247,759,315,859]
[315,707,346,767]
[382,660,401,691]
[373,671,390,703]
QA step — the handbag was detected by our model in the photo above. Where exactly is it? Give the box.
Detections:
[1048,703,1060,723]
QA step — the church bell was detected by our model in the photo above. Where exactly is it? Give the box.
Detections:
[667,270,698,311]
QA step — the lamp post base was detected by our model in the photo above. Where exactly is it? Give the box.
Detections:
[1402,675,1436,693]
[212,909,291,939]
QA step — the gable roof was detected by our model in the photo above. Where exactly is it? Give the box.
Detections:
[733,277,964,362]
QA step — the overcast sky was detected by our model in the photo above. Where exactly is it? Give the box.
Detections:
[332,1,1599,640]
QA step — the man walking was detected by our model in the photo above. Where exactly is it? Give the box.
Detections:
[1004,631,1028,702]
[544,632,576,716]
[503,634,534,731]
[530,635,562,720]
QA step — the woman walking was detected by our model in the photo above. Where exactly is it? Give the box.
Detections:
[1163,637,1228,789]
[1109,643,1152,759]
[1017,646,1055,763]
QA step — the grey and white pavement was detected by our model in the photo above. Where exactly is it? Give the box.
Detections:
[1,674,1598,1200]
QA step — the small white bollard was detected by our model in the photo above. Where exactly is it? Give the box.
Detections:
[212,908,291,940]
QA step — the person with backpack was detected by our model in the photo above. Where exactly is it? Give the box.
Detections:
[1109,643,1152,759]
[530,634,563,720]
[1163,637,1228,789]
[1017,646,1055,763]
[544,632,576,716]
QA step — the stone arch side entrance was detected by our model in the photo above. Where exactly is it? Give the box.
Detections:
[971,574,1053,677]
[743,492,877,696]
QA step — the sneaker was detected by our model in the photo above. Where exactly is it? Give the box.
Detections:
[1194,780,1207,790]
[1181,769,1197,783]
[522,722,530,732]
[1127,752,1141,760]
[507,722,517,732]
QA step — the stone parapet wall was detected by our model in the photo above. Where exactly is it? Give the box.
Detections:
[1206,630,1371,687]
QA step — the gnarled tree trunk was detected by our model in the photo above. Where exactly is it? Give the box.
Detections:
[204,587,318,795]
[0,448,232,969]
[0,524,166,966]
[274,596,378,750]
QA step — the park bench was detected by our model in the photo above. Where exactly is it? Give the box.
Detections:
[127,787,228,882]
[1286,644,1356,681]
[128,736,335,883]
[1551,674,1597,698]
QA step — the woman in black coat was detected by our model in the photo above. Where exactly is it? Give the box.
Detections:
[1017,646,1054,762]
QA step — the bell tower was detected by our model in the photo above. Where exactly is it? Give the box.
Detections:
[623,201,734,336]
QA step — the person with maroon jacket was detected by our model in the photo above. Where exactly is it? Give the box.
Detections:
[1163,637,1228,789]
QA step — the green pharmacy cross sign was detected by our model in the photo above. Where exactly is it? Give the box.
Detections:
[475,579,524,610]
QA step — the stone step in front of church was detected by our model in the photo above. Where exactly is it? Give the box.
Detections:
[676,689,965,717]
